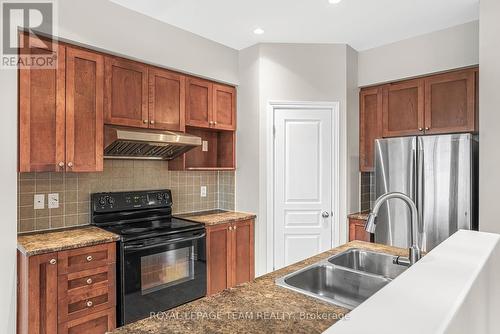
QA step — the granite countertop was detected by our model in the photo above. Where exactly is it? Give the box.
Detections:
[175,210,256,226]
[17,226,120,256]
[112,241,406,334]
[347,211,370,220]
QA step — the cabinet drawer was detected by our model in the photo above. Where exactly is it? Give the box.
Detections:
[58,274,115,323]
[58,307,115,334]
[58,243,115,274]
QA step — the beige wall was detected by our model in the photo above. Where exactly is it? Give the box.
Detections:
[358,21,479,87]
[237,43,359,275]
[479,0,500,233]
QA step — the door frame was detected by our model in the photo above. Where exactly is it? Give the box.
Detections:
[266,101,341,272]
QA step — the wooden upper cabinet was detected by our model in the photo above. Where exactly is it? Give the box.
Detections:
[19,37,66,172]
[213,84,236,130]
[231,220,254,286]
[359,87,383,172]
[148,68,185,131]
[186,77,213,128]
[65,47,104,172]
[383,79,424,137]
[104,57,148,128]
[424,69,477,134]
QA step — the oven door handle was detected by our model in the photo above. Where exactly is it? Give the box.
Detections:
[123,232,206,251]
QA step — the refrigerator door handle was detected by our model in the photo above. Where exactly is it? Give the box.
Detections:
[417,146,424,234]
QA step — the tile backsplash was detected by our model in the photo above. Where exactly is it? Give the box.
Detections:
[18,160,235,233]
[360,172,375,211]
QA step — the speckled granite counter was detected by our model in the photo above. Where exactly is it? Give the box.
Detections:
[175,210,256,226]
[17,226,119,256]
[112,241,406,334]
[347,211,370,220]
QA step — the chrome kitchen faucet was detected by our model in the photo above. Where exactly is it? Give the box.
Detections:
[365,192,422,266]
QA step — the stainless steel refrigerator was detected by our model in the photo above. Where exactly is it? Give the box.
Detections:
[374,134,478,252]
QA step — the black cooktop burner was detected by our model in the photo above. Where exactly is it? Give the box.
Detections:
[103,217,203,241]
[91,190,204,242]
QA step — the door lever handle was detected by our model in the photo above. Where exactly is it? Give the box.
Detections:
[322,211,330,218]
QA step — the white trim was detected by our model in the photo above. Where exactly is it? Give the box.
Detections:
[266,101,341,272]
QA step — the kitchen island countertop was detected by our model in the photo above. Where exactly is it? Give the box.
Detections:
[112,241,406,334]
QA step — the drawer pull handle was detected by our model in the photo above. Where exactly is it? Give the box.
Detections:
[86,255,93,262]
[86,278,93,285]
[86,300,93,308]
[49,258,56,265]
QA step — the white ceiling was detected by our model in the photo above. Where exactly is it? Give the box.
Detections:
[110,0,479,51]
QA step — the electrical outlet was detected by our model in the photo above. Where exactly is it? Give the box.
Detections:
[200,186,207,197]
[202,140,208,152]
[34,194,45,209]
[48,193,59,209]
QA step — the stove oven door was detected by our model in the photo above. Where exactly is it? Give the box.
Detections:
[119,229,206,325]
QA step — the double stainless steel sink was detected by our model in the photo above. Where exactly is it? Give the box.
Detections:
[276,249,407,309]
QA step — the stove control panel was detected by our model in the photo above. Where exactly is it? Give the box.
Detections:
[92,190,172,213]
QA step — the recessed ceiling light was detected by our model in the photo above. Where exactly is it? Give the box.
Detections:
[328,0,342,4]
[253,28,265,35]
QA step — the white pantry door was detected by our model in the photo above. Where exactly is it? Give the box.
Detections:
[274,107,333,269]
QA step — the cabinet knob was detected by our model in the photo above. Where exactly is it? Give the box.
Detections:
[58,161,65,168]
[425,127,430,131]
[49,258,57,265]
[214,121,217,125]
[86,300,93,308]
[143,120,148,124]
[209,121,214,125]
[418,128,423,131]
[233,225,237,230]
[86,255,93,262]
[67,162,73,168]
[86,278,93,285]
[150,120,155,125]
[228,226,232,231]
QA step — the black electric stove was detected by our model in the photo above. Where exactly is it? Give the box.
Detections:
[91,189,207,326]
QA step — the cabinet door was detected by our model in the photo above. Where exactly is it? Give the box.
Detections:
[17,252,59,334]
[104,57,148,128]
[230,220,255,287]
[58,308,115,334]
[19,36,66,172]
[359,87,383,172]
[206,223,231,295]
[348,219,372,242]
[186,78,213,128]
[424,69,477,134]
[213,84,236,130]
[383,79,424,137]
[148,68,185,131]
[65,47,104,172]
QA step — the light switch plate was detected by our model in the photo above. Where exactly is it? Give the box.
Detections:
[34,194,44,210]
[200,186,207,197]
[48,193,59,209]
[202,140,208,152]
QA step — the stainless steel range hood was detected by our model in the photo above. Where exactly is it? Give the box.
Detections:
[104,125,201,160]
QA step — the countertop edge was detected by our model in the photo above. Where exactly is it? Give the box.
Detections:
[17,226,120,257]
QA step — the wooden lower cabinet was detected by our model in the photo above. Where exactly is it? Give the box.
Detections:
[17,243,116,334]
[206,219,255,296]
[348,218,373,242]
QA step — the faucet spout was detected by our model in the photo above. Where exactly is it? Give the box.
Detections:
[365,192,422,266]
